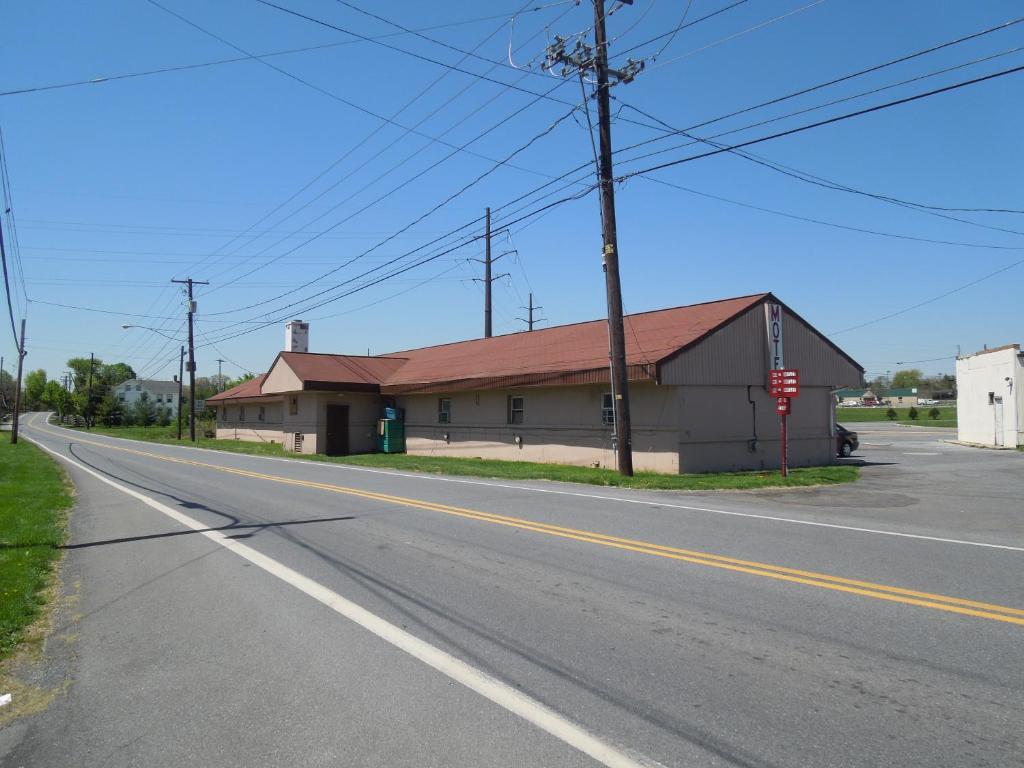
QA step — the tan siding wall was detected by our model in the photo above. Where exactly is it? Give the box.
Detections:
[398,383,681,472]
[677,385,834,472]
[660,303,862,388]
[262,358,302,394]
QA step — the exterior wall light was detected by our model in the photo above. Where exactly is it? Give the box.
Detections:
[514,434,523,447]
[442,432,450,443]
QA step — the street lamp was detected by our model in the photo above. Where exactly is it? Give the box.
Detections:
[121,324,182,342]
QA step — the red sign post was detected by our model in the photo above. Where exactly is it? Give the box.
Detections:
[770,369,799,477]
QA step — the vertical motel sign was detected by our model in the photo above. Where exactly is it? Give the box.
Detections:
[765,303,799,477]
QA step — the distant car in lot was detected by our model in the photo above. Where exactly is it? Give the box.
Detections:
[835,424,858,457]
[919,399,938,406]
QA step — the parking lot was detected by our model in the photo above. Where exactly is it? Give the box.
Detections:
[758,423,1024,546]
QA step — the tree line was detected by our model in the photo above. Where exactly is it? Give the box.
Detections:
[2,359,252,427]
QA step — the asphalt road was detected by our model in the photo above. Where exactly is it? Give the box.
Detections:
[2,414,1021,767]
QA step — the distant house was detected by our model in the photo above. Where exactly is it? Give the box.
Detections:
[835,388,878,406]
[881,388,919,407]
[956,344,1022,448]
[208,293,863,473]
[115,378,180,418]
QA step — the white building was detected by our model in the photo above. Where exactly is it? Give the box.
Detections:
[956,344,1023,448]
[115,378,181,418]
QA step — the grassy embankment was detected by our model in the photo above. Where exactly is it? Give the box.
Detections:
[836,406,957,428]
[70,424,858,491]
[0,439,72,658]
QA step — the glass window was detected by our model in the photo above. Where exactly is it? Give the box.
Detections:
[507,395,524,425]
[289,396,298,416]
[136,384,142,391]
[438,398,451,424]
[601,393,615,426]
[239,406,245,423]
[258,406,265,422]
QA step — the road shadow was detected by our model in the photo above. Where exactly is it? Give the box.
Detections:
[57,515,356,550]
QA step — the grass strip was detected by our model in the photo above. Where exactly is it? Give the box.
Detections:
[71,425,858,491]
[836,406,956,428]
[0,439,72,659]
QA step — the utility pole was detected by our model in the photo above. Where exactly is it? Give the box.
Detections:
[471,208,512,338]
[215,358,225,392]
[516,293,546,331]
[484,207,492,338]
[177,345,185,441]
[172,277,209,441]
[85,352,94,430]
[545,2,644,476]
[11,318,25,444]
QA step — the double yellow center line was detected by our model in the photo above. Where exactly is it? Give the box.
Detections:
[39,423,1024,627]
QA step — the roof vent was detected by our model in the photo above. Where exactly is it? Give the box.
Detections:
[285,320,309,353]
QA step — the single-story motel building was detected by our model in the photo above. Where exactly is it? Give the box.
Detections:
[206,293,864,474]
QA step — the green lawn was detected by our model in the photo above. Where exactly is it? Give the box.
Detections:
[0,440,72,658]
[70,424,858,491]
[836,406,957,428]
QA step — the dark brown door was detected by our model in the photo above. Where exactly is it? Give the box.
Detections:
[325,404,349,456]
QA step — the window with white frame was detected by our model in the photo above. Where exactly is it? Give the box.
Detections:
[507,395,524,425]
[601,393,615,426]
[438,397,451,424]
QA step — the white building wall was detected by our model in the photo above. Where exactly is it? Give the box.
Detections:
[956,346,1022,447]
[116,379,180,417]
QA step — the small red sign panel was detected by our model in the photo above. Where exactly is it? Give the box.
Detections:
[769,369,800,398]
[776,397,791,414]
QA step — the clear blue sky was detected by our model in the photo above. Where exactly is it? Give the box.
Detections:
[2,0,1021,385]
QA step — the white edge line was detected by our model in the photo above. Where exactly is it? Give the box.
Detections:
[39,415,1024,554]
[24,428,661,768]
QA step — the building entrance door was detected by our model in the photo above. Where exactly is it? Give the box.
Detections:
[993,397,1004,447]
[325,404,349,456]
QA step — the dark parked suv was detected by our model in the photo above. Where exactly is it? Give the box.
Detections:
[836,424,858,457]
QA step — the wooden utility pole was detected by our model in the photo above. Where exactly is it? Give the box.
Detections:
[545,2,644,476]
[215,358,225,391]
[10,318,25,444]
[177,345,185,441]
[484,207,492,338]
[172,277,209,441]
[85,352,94,430]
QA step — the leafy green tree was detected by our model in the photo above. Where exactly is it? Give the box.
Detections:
[908,406,919,420]
[155,407,171,428]
[41,380,72,420]
[95,393,124,427]
[131,393,157,427]
[886,408,898,421]
[891,369,923,389]
[102,362,136,387]
[929,407,941,420]
[24,369,47,409]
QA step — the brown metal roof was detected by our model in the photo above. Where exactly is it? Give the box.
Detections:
[381,293,769,393]
[210,294,773,398]
[277,352,408,388]
[206,374,268,403]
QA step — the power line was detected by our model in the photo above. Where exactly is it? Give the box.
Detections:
[829,257,1024,336]
[640,176,1024,251]
[196,3,572,289]
[200,97,580,321]
[0,3,577,98]
[616,63,1024,182]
